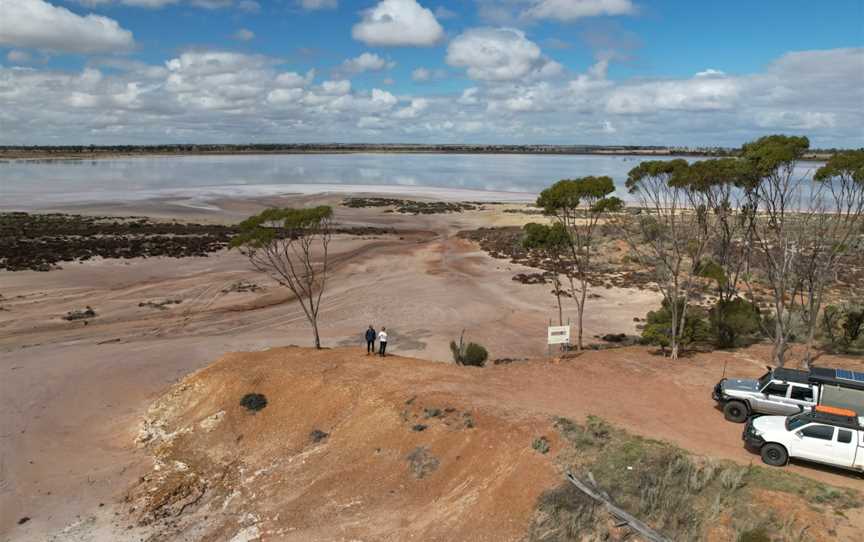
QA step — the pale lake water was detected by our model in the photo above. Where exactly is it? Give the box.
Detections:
[0,153,825,211]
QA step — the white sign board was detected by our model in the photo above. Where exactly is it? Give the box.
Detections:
[547,325,571,345]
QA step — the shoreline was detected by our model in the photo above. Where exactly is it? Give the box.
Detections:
[0,184,538,213]
[0,149,837,162]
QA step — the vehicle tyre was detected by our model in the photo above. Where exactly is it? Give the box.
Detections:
[760,443,788,466]
[723,401,748,423]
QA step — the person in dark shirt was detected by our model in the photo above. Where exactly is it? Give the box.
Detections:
[365,325,376,355]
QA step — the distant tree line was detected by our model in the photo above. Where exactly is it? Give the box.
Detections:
[1,143,853,158]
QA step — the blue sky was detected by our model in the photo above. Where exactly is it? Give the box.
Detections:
[1,0,862,146]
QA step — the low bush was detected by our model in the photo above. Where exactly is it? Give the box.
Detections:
[240,393,267,412]
[532,436,551,454]
[737,526,770,542]
[406,447,439,479]
[821,303,864,353]
[450,339,489,367]
[309,429,329,443]
[640,298,711,354]
[709,298,762,348]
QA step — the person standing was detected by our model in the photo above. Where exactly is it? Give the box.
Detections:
[378,327,388,357]
[365,325,376,355]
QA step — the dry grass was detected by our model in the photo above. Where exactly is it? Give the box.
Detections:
[527,416,863,542]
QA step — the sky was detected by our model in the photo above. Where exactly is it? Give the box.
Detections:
[0,0,862,147]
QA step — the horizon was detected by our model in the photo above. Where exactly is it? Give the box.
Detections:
[0,141,859,151]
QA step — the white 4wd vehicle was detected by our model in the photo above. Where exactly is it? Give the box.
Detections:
[743,406,864,473]
[714,366,864,423]
[713,367,816,422]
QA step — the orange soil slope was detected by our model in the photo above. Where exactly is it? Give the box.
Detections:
[128,347,560,541]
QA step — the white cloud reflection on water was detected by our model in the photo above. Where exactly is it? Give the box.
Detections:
[0,153,823,210]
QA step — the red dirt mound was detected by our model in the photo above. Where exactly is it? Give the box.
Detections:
[127,347,560,541]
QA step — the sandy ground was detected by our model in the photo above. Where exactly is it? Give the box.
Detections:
[1,194,862,541]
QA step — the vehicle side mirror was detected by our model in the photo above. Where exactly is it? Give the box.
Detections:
[794,432,803,439]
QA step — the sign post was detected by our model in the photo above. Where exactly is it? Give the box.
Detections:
[547,325,571,357]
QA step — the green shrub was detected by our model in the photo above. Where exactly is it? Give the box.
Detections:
[532,436,551,454]
[822,304,864,352]
[710,298,762,348]
[641,298,711,353]
[737,526,770,542]
[240,393,267,412]
[450,340,489,367]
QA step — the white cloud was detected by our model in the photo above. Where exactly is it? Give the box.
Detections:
[370,88,398,109]
[411,67,447,82]
[393,97,428,118]
[298,0,336,9]
[755,111,836,130]
[412,67,431,81]
[446,27,560,81]
[500,83,554,112]
[0,47,860,148]
[523,0,636,21]
[321,79,351,95]
[6,50,34,64]
[232,28,255,41]
[267,87,304,105]
[0,0,134,54]
[340,52,395,75]
[352,0,444,47]
[458,87,480,105]
[606,72,741,114]
[164,51,276,110]
[695,69,725,78]
[78,0,253,8]
[275,69,314,87]
[77,0,177,6]
[238,0,260,12]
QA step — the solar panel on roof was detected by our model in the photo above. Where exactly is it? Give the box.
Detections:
[836,369,855,381]
[832,369,864,383]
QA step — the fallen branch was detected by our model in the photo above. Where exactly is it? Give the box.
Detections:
[565,472,671,542]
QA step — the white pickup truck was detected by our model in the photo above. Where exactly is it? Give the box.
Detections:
[743,405,864,473]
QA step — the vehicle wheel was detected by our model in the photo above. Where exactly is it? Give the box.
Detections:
[761,443,788,466]
[723,401,748,423]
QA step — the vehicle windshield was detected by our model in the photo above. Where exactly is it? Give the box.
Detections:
[786,413,810,431]
[756,371,773,390]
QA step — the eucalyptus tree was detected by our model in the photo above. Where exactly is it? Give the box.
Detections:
[740,135,810,366]
[536,176,623,350]
[522,222,570,326]
[621,159,715,359]
[797,150,864,364]
[675,157,760,346]
[230,206,333,349]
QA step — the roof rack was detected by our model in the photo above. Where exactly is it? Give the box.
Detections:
[771,367,811,385]
[809,367,864,391]
[801,408,862,431]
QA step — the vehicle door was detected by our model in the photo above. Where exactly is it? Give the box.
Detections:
[756,381,791,414]
[832,428,858,468]
[787,384,816,413]
[794,424,836,464]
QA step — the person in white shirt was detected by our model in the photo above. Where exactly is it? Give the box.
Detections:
[378,327,388,357]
